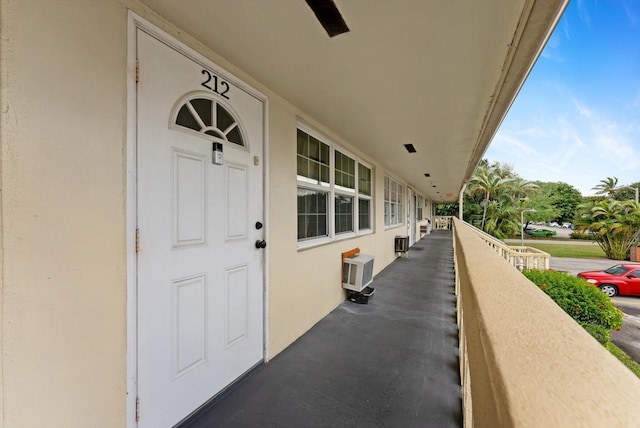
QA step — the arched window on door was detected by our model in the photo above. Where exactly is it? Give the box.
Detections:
[172,95,246,147]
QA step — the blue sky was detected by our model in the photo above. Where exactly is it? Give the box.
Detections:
[486,0,640,196]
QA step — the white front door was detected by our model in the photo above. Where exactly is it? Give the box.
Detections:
[407,188,415,245]
[136,29,265,427]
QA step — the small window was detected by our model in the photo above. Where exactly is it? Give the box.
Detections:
[384,176,404,228]
[358,164,372,196]
[296,127,374,247]
[173,96,245,147]
[335,150,355,190]
[359,198,371,230]
[297,129,330,186]
[335,195,354,234]
[297,188,328,240]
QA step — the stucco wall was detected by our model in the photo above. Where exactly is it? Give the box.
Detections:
[0,1,420,425]
[1,0,128,426]
[454,218,640,426]
[265,96,409,356]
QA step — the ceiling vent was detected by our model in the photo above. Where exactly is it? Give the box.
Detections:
[404,144,417,153]
[305,0,350,38]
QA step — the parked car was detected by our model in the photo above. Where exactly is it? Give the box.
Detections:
[525,228,557,237]
[548,221,561,227]
[562,223,573,229]
[577,264,640,297]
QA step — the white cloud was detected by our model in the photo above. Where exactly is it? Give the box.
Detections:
[491,133,538,157]
[622,0,638,25]
[573,99,594,118]
[591,121,639,171]
[488,95,640,196]
[577,0,591,26]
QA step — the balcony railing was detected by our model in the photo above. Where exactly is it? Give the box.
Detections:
[453,218,640,427]
[433,215,453,230]
[435,217,550,270]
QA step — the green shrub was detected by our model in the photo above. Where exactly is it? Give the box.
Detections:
[523,270,623,330]
[579,322,610,345]
[570,231,592,240]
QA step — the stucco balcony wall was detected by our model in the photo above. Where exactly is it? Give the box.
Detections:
[454,218,640,427]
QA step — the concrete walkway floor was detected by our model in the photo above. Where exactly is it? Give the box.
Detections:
[184,231,462,427]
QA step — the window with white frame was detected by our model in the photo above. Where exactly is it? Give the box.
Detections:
[358,164,372,230]
[384,176,404,228]
[297,127,373,244]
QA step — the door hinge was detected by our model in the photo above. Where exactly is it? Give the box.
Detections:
[135,228,140,253]
[135,396,140,422]
[136,60,139,84]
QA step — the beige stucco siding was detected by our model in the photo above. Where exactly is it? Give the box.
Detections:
[0,1,418,425]
[265,97,407,356]
[1,0,128,426]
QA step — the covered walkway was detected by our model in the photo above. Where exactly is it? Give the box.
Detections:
[184,231,461,427]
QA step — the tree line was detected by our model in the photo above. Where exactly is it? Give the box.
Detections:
[436,160,640,260]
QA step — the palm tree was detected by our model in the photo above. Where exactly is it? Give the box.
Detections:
[592,177,619,198]
[483,199,519,239]
[509,178,539,204]
[576,199,640,260]
[466,165,515,231]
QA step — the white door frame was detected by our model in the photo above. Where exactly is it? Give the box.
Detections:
[126,12,270,427]
[407,187,415,246]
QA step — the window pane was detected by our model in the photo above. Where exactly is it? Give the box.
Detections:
[335,151,355,190]
[384,202,390,226]
[176,104,201,131]
[391,203,397,225]
[297,156,308,178]
[359,199,370,230]
[308,161,319,181]
[190,98,212,126]
[335,195,353,234]
[297,129,308,157]
[320,143,330,164]
[320,165,330,186]
[217,103,235,132]
[384,177,389,200]
[298,188,328,240]
[297,130,330,183]
[297,215,306,240]
[359,164,371,196]
[309,137,320,161]
[226,125,244,146]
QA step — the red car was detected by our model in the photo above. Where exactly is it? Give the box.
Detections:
[577,264,640,297]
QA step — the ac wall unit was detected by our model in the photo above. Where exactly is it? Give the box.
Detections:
[342,254,375,292]
[395,236,409,253]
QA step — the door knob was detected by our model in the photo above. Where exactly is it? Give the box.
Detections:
[255,240,267,249]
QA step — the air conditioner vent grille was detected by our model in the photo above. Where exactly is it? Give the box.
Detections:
[342,254,375,292]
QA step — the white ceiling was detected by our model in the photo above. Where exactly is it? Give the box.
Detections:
[140,0,567,202]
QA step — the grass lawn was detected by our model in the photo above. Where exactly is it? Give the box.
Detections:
[606,342,640,379]
[525,243,606,258]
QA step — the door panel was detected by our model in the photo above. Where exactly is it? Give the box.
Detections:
[173,150,207,247]
[136,29,265,427]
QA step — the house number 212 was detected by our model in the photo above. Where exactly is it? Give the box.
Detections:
[201,69,230,99]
